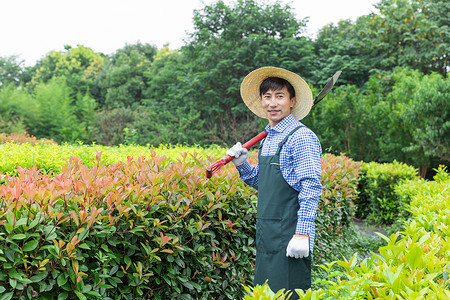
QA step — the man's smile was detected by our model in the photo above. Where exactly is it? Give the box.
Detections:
[268,110,280,114]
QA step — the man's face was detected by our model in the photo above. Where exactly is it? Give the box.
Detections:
[261,86,296,128]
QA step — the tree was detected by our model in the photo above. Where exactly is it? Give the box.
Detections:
[141,47,206,146]
[30,45,105,98]
[303,67,448,177]
[361,0,449,76]
[179,0,316,145]
[302,84,385,162]
[0,55,25,87]
[143,47,183,109]
[0,85,30,133]
[95,42,157,108]
[399,72,450,173]
[313,18,375,86]
[369,0,450,76]
[26,78,87,143]
[313,0,449,87]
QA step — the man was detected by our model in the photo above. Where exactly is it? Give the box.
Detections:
[226,67,322,297]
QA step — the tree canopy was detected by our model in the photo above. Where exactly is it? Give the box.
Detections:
[0,0,448,176]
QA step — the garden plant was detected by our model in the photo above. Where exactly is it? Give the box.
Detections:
[1,134,362,299]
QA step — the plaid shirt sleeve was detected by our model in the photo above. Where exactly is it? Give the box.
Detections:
[236,161,259,190]
[282,127,322,247]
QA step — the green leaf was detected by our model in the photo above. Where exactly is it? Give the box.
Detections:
[38,281,48,293]
[8,269,23,279]
[27,216,40,230]
[57,292,69,300]
[111,276,123,284]
[208,203,222,213]
[78,243,90,250]
[383,268,395,285]
[30,271,49,283]
[124,255,132,265]
[175,257,185,268]
[61,282,72,291]
[5,211,15,227]
[46,231,58,241]
[206,191,214,202]
[129,227,144,233]
[107,277,118,287]
[57,273,68,287]
[9,278,17,289]
[86,291,101,297]
[68,268,76,284]
[5,248,16,262]
[74,291,87,300]
[137,287,143,295]
[23,239,39,252]
[0,292,13,300]
[17,277,32,284]
[48,246,59,257]
[182,281,194,290]
[82,284,92,293]
[407,246,424,270]
[190,281,201,290]
[110,265,119,275]
[4,224,13,233]
[11,233,27,240]
[15,218,27,227]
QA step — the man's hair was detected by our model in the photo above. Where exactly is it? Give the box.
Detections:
[260,77,295,99]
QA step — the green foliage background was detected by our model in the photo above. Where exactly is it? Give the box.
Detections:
[0,0,449,176]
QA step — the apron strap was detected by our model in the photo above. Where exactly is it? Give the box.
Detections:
[258,133,267,157]
[259,137,266,149]
[275,125,305,155]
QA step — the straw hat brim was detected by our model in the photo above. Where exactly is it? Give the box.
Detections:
[240,67,313,120]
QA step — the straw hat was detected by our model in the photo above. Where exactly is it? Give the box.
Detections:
[240,67,313,120]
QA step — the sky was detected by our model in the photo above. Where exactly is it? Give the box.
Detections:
[1,0,380,66]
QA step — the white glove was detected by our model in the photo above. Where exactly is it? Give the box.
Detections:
[226,142,249,166]
[286,235,309,258]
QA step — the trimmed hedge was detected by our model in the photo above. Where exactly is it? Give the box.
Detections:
[0,139,361,299]
[314,154,361,264]
[0,153,255,299]
[355,161,418,224]
[0,141,225,176]
[0,132,57,146]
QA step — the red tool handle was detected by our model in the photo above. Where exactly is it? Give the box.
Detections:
[206,131,268,178]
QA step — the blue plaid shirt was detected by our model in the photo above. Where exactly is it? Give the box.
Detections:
[236,114,322,251]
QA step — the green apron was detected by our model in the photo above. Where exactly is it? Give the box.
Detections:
[254,125,311,298]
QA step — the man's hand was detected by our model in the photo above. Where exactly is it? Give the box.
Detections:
[226,142,249,166]
[286,235,309,258]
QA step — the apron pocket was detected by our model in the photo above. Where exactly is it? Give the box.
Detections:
[256,217,282,254]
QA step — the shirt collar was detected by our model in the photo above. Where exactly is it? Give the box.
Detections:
[264,114,298,133]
